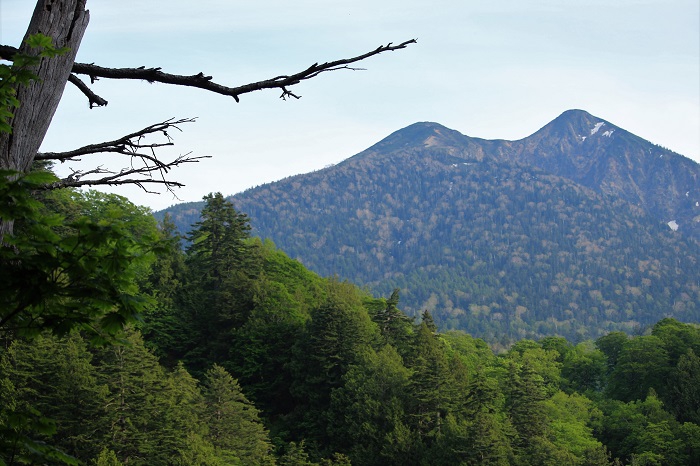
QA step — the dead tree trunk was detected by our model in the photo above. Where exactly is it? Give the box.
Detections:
[0,0,89,239]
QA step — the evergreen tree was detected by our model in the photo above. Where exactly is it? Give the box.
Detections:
[139,213,187,364]
[93,448,124,466]
[289,281,378,448]
[504,359,548,454]
[0,333,105,464]
[93,328,172,465]
[162,363,220,465]
[202,364,275,465]
[225,240,325,421]
[371,289,413,354]
[278,441,315,466]
[0,332,108,463]
[180,193,260,369]
[407,314,452,439]
[462,368,514,465]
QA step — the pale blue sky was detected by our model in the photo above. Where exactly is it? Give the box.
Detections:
[2,0,699,210]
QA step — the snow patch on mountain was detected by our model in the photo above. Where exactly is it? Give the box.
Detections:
[591,122,605,135]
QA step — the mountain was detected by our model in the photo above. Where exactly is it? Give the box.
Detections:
[157,110,700,342]
[493,110,700,239]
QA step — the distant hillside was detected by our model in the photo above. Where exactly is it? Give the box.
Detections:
[156,110,700,342]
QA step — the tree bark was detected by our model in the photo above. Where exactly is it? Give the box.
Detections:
[0,0,89,239]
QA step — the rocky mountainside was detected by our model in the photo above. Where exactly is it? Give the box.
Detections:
[158,110,700,342]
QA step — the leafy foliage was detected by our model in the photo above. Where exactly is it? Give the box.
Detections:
[0,172,160,343]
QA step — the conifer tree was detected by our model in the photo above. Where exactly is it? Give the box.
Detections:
[407,314,452,439]
[178,193,261,369]
[93,329,172,465]
[162,363,221,465]
[462,368,514,465]
[278,441,315,466]
[667,349,700,424]
[202,364,275,465]
[94,448,124,466]
[0,332,108,463]
[505,360,548,451]
[139,213,187,363]
[289,281,378,447]
[371,289,413,354]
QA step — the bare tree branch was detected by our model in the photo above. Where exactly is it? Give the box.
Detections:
[36,118,209,196]
[67,74,108,108]
[36,117,194,162]
[36,118,190,161]
[1,38,416,196]
[73,39,417,101]
[42,152,210,195]
[1,39,417,103]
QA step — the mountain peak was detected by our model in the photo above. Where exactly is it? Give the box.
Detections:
[533,109,616,141]
[362,122,471,154]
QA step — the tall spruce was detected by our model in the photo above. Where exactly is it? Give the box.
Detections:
[407,312,452,439]
[289,281,379,450]
[371,289,413,355]
[139,213,187,364]
[202,364,275,465]
[180,193,260,369]
[505,360,548,450]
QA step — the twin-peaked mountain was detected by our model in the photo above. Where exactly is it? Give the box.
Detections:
[159,110,700,344]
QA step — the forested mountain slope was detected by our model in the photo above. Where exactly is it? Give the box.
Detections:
[157,110,700,342]
[492,110,700,239]
[6,188,700,465]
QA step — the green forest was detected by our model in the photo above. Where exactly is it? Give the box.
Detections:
[2,182,699,465]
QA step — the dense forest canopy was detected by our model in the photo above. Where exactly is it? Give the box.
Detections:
[2,189,699,465]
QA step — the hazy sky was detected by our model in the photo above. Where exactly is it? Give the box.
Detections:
[2,0,699,211]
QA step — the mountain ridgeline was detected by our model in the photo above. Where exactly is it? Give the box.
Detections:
[159,110,700,343]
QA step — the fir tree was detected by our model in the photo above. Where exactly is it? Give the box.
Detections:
[202,364,275,465]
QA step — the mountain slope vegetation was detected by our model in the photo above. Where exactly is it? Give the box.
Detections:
[5,190,700,465]
[159,110,700,343]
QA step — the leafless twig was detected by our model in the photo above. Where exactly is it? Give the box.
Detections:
[36,118,209,195]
